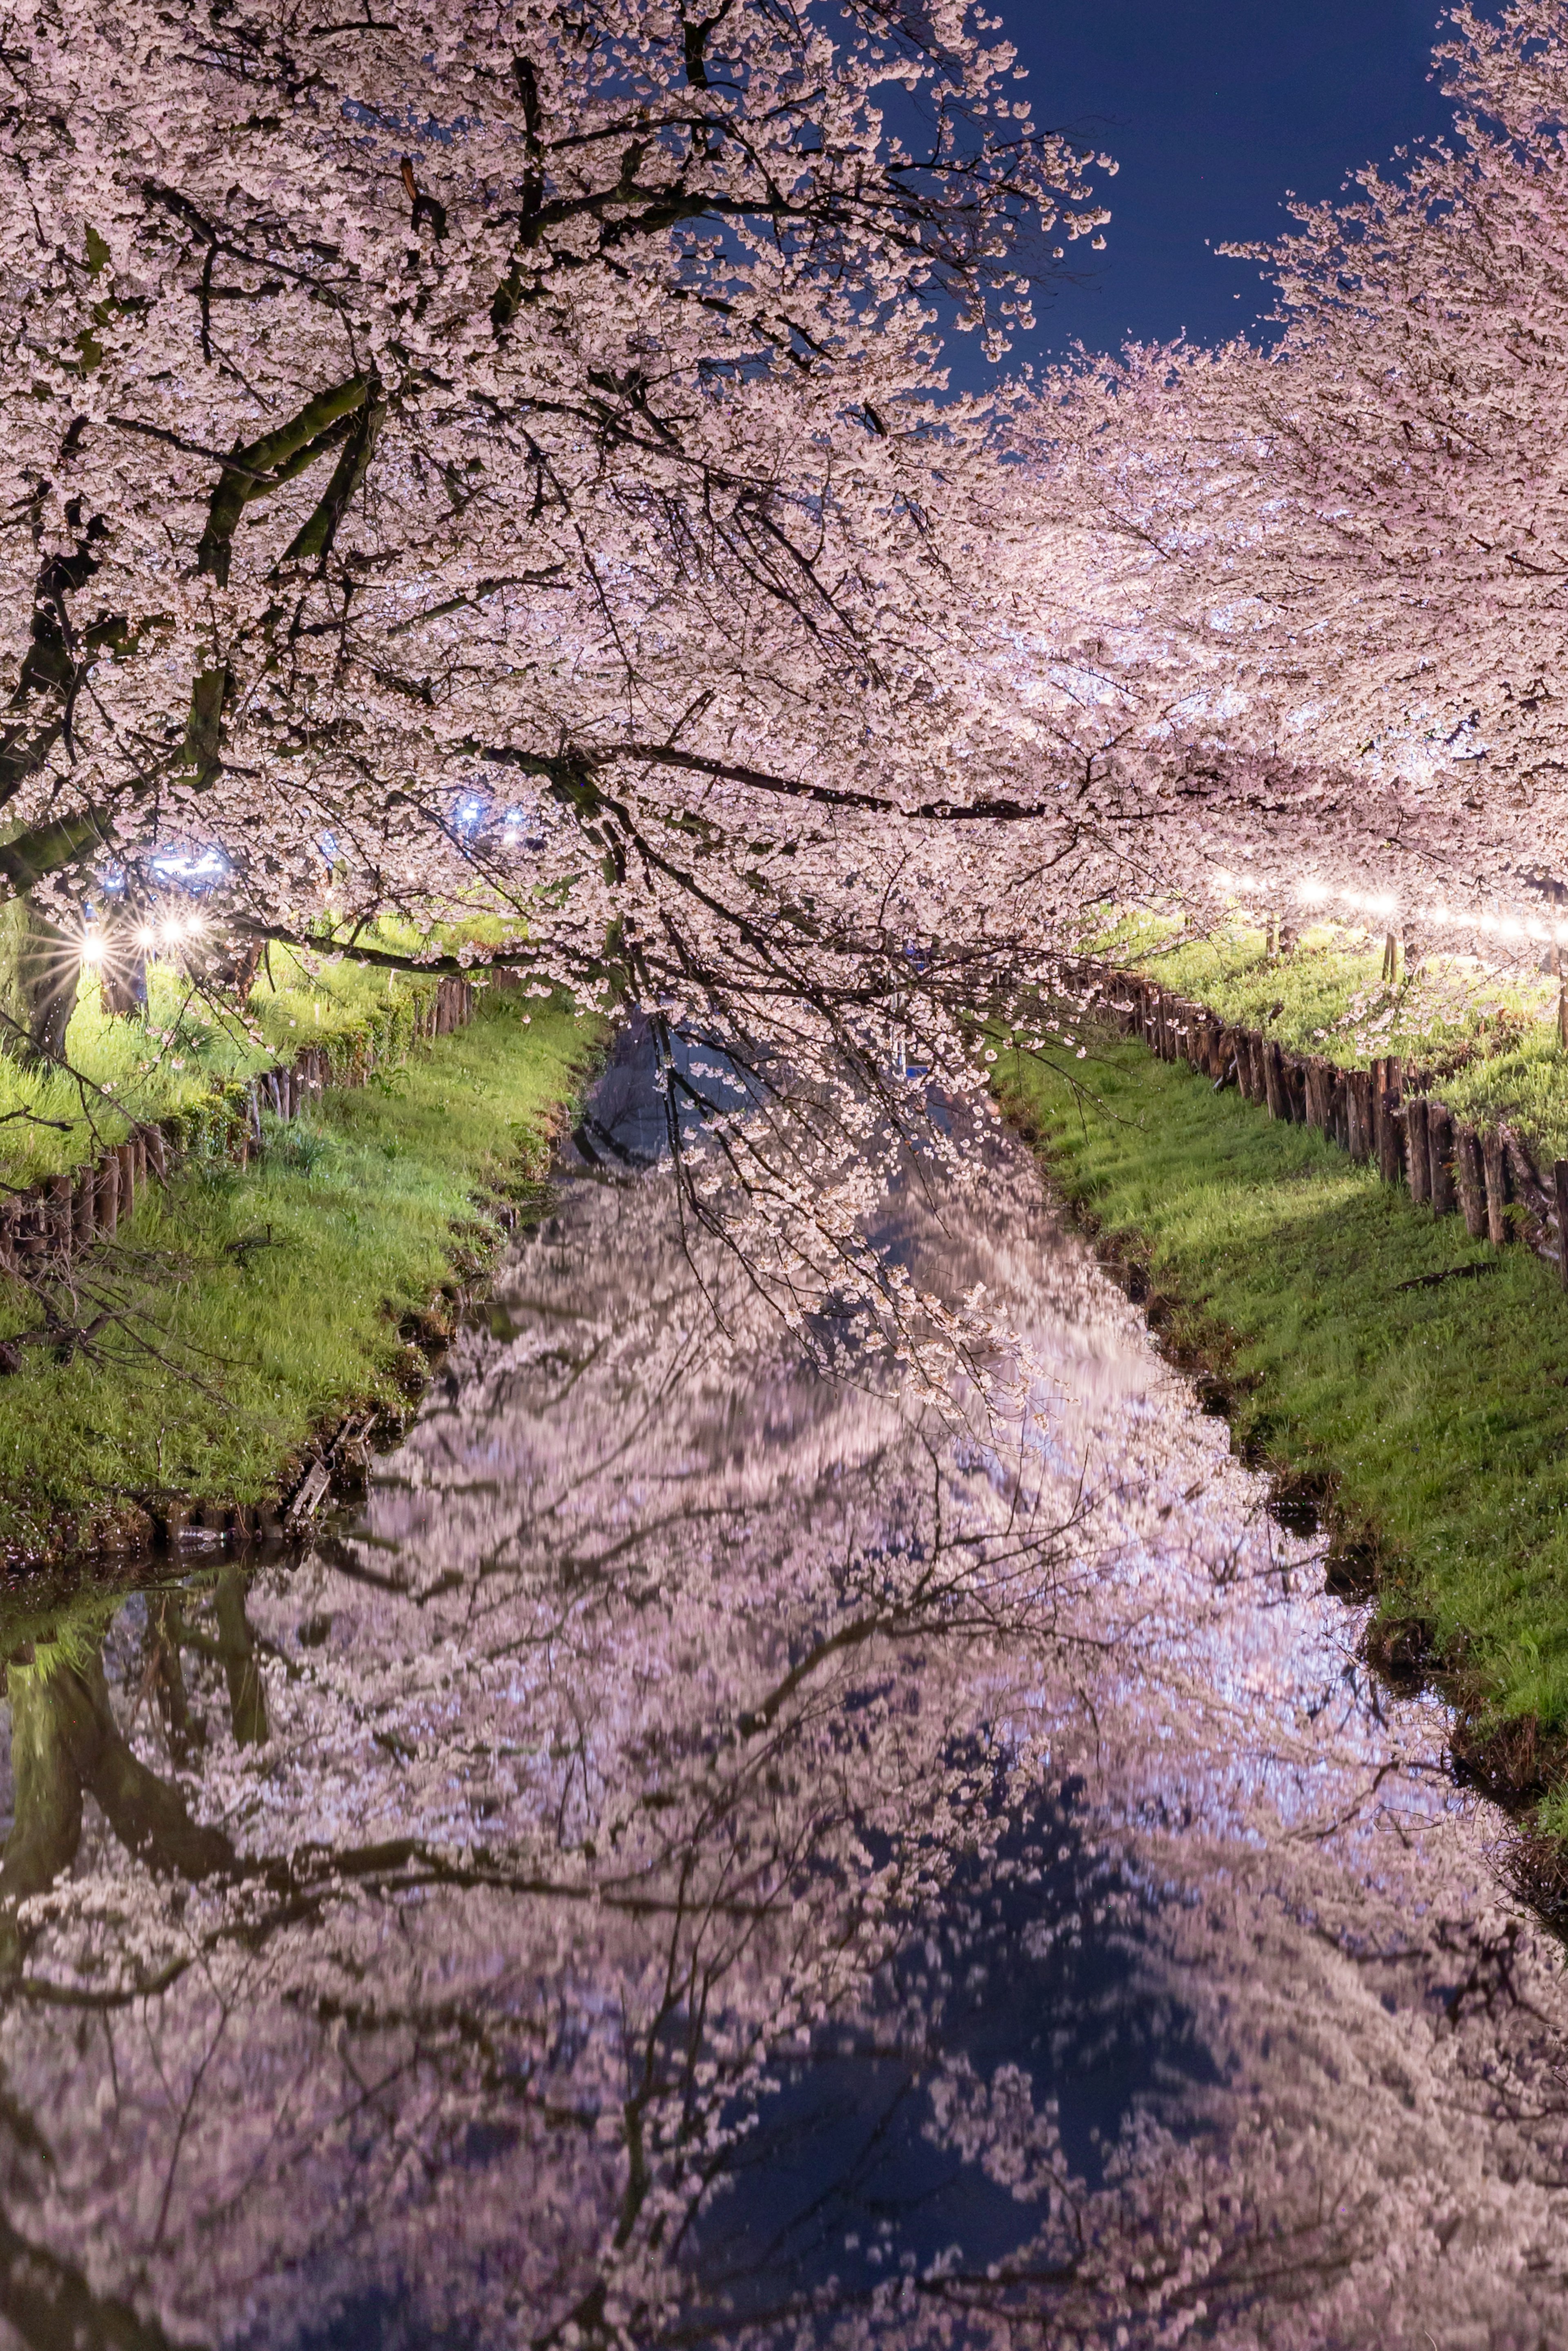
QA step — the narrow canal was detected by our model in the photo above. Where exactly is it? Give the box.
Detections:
[0,1049,1564,2349]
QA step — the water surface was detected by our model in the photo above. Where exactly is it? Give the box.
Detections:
[0,1092,1563,2350]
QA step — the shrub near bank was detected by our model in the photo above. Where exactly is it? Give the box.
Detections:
[1001,1028,1568,1828]
[0,989,597,1568]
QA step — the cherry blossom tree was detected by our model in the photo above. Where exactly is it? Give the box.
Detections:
[995,1,1568,941]
[0,0,1112,1039]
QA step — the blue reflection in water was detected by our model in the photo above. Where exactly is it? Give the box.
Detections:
[687,1790,1220,2340]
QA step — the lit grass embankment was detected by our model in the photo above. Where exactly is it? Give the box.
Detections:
[0,930,467,1187]
[1001,1029,1568,1820]
[1089,916,1568,1164]
[0,990,599,1568]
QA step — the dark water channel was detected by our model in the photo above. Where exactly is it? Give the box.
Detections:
[0,1054,1566,2349]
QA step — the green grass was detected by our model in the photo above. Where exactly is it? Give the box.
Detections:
[1002,1031,1568,1798]
[1087,915,1550,1072]
[1075,915,1568,1166]
[0,931,476,1186]
[0,990,599,1566]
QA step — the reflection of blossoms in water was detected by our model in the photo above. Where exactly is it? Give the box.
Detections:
[0,1146,1564,2347]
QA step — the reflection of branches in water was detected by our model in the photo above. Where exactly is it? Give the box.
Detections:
[0,1165,1564,2345]
[589,1008,1045,1418]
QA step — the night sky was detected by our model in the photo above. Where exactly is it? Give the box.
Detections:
[982,0,1459,370]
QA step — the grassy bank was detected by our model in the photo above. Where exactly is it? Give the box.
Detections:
[0,925,499,1187]
[1002,1030,1568,1826]
[0,989,598,1569]
[1084,918,1568,1165]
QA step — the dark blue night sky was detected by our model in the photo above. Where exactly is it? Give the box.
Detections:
[987,0,1458,366]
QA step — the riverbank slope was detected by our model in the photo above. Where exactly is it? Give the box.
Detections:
[1002,1031,1568,1826]
[0,990,598,1570]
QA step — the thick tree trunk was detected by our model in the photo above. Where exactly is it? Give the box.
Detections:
[0,1647,235,1981]
[0,895,79,1064]
[215,1568,270,1747]
[0,1663,86,1976]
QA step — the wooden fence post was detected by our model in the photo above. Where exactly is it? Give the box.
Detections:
[1280,1050,1302,1122]
[115,1141,137,1217]
[1376,1063,1403,1188]
[1556,1161,1568,1288]
[16,1192,43,1266]
[1428,1103,1457,1215]
[1482,1128,1509,1245]
[1406,1098,1432,1205]
[96,1151,119,1238]
[1455,1126,1487,1239]
[14,1194,34,1267]
[47,1174,72,1255]
[1303,1057,1325,1131]
[72,1165,96,1251]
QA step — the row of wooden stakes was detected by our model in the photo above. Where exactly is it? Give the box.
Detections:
[0,972,477,1277]
[1095,966,1568,1281]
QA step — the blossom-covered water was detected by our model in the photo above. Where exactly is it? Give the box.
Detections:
[0,1090,1564,2349]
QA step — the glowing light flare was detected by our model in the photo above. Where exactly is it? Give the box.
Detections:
[1242,891,1568,946]
[1185,877,1568,948]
